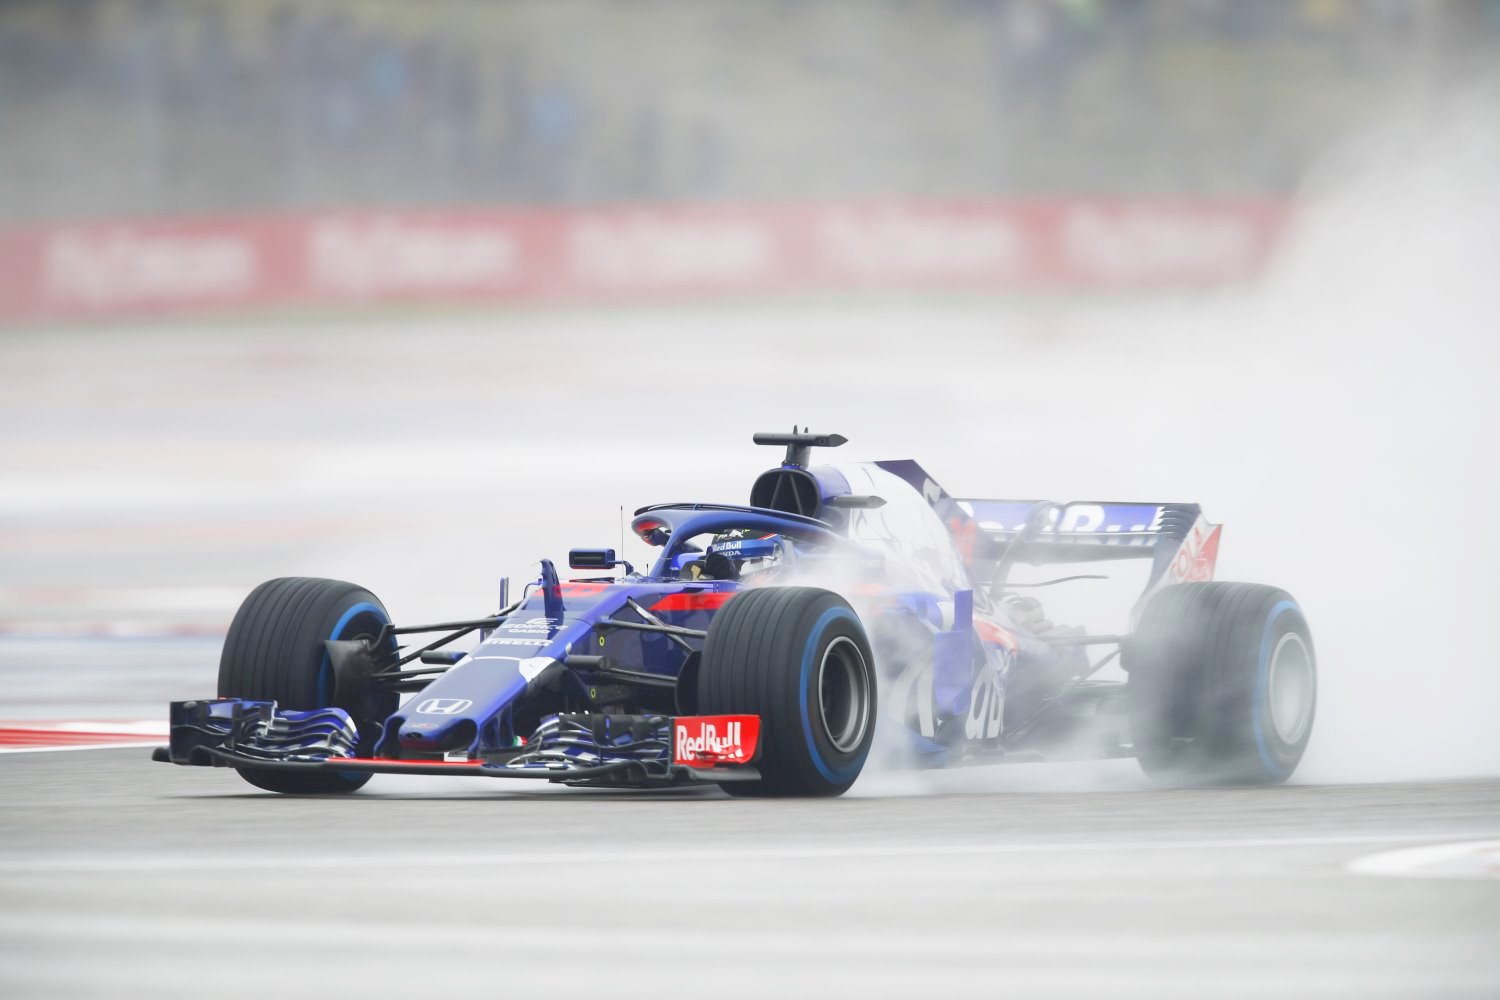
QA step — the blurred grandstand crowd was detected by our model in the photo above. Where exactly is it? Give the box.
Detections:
[2,0,1497,224]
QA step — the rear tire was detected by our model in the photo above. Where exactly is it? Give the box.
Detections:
[698,587,876,797]
[1127,582,1315,785]
[218,577,395,794]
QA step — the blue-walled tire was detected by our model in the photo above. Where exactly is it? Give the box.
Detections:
[218,577,395,795]
[1127,582,1315,786]
[698,587,876,797]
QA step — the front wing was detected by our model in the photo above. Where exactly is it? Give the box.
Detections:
[154,699,762,787]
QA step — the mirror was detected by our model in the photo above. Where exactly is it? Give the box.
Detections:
[568,548,618,570]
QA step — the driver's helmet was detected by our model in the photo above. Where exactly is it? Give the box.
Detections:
[706,529,786,582]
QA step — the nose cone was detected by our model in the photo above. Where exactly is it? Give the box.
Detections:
[398,700,478,753]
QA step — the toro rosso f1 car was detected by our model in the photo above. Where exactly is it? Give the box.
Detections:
[155,430,1316,795]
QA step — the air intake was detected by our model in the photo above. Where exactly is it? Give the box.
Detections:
[749,467,822,517]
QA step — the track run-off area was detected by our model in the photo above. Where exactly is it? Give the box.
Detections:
[4,293,1500,998]
[0,742,1497,999]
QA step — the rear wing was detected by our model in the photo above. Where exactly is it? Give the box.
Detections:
[960,500,1190,561]
[869,461,1222,597]
[958,498,1222,593]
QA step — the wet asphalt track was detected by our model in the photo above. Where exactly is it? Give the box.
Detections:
[2,747,1498,999]
[4,306,1500,997]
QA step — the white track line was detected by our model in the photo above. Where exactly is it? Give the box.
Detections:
[1,831,1495,874]
[1347,840,1500,880]
[0,740,164,755]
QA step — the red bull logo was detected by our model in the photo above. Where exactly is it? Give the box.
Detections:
[672,715,761,767]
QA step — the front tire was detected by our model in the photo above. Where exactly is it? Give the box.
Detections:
[1127,582,1316,785]
[697,587,876,797]
[218,577,395,794]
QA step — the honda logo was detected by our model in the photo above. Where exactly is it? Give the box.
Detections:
[414,698,472,716]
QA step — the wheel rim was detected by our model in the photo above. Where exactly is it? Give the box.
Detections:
[817,636,871,754]
[1268,632,1314,744]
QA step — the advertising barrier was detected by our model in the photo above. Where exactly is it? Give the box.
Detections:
[0,200,1287,322]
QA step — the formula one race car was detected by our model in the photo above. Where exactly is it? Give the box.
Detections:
[155,430,1316,796]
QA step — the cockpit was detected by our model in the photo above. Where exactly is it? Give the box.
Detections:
[630,504,847,582]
